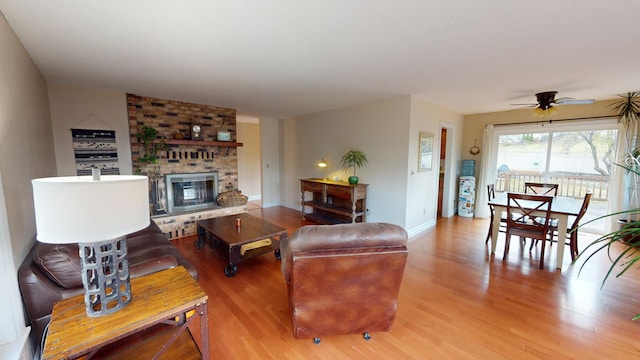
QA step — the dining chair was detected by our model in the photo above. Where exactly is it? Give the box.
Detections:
[531,192,593,261]
[524,182,559,196]
[485,184,507,243]
[525,182,559,238]
[503,193,554,269]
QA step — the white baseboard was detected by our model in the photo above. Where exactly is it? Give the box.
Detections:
[261,201,282,208]
[407,219,437,239]
[0,327,31,360]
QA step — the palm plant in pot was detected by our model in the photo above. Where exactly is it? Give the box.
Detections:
[578,160,640,320]
[340,149,368,184]
[610,92,640,233]
[611,91,640,149]
[577,91,640,320]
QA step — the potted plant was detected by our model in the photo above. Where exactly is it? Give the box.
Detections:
[611,91,640,148]
[610,93,640,225]
[579,160,640,320]
[577,92,640,320]
[136,125,167,167]
[340,149,368,184]
[135,125,168,214]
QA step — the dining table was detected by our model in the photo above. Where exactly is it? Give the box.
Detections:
[488,192,581,270]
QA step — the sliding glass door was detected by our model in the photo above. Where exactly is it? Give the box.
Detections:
[492,119,618,233]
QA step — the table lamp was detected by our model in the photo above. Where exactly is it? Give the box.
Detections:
[31,172,150,317]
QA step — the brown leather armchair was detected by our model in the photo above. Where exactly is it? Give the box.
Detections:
[280,222,408,343]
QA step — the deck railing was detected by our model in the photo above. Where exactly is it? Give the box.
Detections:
[495,172,610,201]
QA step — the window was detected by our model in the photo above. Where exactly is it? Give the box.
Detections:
[491,119,618,233]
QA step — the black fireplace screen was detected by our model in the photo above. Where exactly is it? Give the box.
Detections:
[165,172,218,214]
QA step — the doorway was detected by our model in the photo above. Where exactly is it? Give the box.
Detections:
[438,128,447,217]
[438,123,456,218]
[237,118,263,208]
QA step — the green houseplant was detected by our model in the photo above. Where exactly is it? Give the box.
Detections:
[135,125,168,214]
[340,149,368,184]
[136,125,167,167]
[579,160,640,320]
[610,91,640,127]
[610,92,640,224]
[577,91,640,320]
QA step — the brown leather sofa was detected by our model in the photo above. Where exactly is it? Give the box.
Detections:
[280,222,408,342]
[17,220,198,351]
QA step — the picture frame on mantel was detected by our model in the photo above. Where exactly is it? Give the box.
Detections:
[418,131,433,172]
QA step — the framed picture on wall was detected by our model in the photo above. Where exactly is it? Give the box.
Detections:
[418,131,433,172]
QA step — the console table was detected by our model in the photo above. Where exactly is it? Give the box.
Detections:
[42,266,209,360]
[300,178,368,224]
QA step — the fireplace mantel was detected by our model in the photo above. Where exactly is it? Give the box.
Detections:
[166,139,243,147]
[153,204,246,239]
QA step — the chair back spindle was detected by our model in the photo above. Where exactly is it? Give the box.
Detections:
[524,182,559,196]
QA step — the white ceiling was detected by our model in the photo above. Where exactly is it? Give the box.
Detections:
[2,1,640,118]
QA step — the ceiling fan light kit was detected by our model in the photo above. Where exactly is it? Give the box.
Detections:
[533,105,558,118]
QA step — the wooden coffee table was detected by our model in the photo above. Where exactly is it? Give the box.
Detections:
[196,213,287,277]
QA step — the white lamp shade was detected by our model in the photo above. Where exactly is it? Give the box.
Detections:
[32,175,150,244]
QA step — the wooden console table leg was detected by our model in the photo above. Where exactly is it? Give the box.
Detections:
[301,190,306,220]
[351,198,357,223]
[198,301,210,360]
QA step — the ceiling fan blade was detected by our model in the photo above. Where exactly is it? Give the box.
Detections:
[555,98,595,105]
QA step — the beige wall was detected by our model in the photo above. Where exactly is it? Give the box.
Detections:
[260,117,284,208]
[237,121,261,200]
[280,96,462,233]
[281,96,415,228]
[462,99,618,178]
[407,96,464,232]
[47,83,131,175]
[0,12,56,265]
[0,11,55,356]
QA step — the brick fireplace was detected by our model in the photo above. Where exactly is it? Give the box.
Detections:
[127,94,245,238]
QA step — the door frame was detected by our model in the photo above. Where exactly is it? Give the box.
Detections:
[440,122,457,218]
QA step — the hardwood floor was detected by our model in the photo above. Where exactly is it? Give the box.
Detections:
[173,207,640,359]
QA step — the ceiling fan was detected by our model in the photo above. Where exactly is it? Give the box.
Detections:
[512,91,595,116]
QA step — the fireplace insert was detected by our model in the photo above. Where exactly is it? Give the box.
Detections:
[165,172,219,214]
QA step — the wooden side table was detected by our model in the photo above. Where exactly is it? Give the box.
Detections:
[42,266,209,360]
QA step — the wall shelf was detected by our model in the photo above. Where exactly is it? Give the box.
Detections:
[166,139,243,147]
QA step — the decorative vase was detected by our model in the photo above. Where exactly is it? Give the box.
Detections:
[348,176,359,185]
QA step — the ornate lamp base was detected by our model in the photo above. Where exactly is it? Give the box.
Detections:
[79,237,131,317]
